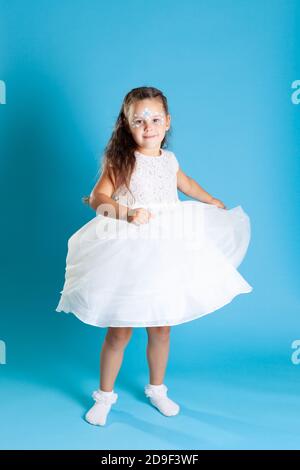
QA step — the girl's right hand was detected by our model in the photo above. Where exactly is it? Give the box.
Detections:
[127,207,155,225]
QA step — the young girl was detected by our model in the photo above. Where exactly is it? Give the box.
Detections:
[55,86,253,426]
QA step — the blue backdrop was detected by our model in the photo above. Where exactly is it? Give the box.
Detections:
[1,0,299,450]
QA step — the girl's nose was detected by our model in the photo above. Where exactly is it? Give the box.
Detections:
[144,120,153,130]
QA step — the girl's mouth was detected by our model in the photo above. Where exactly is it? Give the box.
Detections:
[144,135,157,139]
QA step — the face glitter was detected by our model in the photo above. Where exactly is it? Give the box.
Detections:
[130,107,165,128]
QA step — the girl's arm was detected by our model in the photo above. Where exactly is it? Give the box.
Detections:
[177,168,213,203]
[177,168,226,208]
[87,169,130,221]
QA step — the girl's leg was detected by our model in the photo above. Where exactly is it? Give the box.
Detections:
[85,326,132,426]
[145,326,180,416]
[146,326,171,385]
[100,326,133,391]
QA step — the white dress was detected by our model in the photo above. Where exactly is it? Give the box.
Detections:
[55,148,253,327]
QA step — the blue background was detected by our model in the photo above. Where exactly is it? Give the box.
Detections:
[1,0,300,449]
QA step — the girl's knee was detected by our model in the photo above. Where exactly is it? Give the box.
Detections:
[106,327,133,347]
[147,326,171,339]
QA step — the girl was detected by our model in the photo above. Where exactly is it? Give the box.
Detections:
[56,86,253,426]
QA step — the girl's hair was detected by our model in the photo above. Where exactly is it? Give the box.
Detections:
[82,86,171,206]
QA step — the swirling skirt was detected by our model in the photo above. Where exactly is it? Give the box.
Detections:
[55,200,253,327]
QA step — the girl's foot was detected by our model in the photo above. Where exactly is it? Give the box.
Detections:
[85,389,118,426]
[144,383,180,416]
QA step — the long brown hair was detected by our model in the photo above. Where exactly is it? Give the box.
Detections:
[82,86,171,206]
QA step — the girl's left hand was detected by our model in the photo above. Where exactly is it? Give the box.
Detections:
[209,197,227,210]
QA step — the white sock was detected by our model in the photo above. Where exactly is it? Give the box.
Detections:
[85,389,118,426]
[144,383,180,417]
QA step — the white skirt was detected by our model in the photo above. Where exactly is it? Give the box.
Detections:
[55,200,253,327]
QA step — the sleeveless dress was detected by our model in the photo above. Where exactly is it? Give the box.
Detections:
[55,148,253,327]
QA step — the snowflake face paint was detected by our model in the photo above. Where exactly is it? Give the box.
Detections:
[130,107,165,128]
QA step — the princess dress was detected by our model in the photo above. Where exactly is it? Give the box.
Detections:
[55,149,253,327]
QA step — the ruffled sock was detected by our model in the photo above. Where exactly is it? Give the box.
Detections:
[85,389,118,426]
[144,383,180,416]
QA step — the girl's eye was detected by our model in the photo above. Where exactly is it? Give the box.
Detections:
[153,118,164,124]
[132,117,164,127]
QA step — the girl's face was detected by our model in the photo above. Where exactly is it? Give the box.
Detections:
[127,99,170,153]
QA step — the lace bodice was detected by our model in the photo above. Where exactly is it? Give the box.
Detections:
[111,149,180,209]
